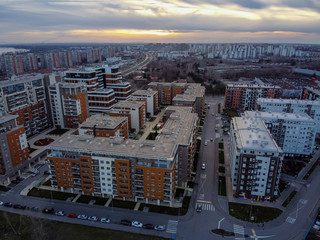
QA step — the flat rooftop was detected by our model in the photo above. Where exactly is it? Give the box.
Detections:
[232,116,281,153]
[0,74,44,87]
[0,113,18,125]
[227,83,281,89]
[257,98,320,106]
[79,114,127,130]
[305,87,320,96]
[131,89,157,97]
[49,106,197,160]
[244,111,314,122]
[112,100,145,110]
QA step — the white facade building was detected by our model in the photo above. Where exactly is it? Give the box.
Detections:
[244,111,316,156]
[230,117,283,199]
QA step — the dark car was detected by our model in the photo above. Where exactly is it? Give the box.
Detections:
[13,204,26,210]
[42,208,54,214]
[196,204,202,213]
[4,202,13,207]
[142,224,154,229]
[120,219,132,226]
[31,207,39,212]
[68,213,77,218]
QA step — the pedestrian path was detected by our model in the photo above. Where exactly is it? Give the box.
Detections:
[166,220,178,234]
[233,224,245,240]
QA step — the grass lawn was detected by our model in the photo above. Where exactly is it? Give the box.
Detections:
[139,196,191,216]
[110,199,136,209]
[224,109,239,117]
[47,128,69,135]
[282,191,297,207]
[0,185,11,192]
[149,117,156,122]
[229,202,282,223]
[278,180,286,193]
[219,151,225,164]
[303,157,320,180]
[27,188,77,201]
[218,103,221,114]
[76,195,109,206]
[218,176,226,196]
[193,152,199,172]
[219,166,225,173]
[218,142,224,149]
[42,179,51,187]
[0,211,169,240]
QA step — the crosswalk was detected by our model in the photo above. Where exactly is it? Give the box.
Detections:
[166,220,178,234]
[233,224,245,240]
[196,202,215,211]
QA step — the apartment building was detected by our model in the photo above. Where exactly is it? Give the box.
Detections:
[0,112,29,183]
[78,114,129,139]
[244,111,316,156]
[302,87,320,101]
[48,82,89,129]
[47,106,198,205]
[108,101,146,132]
[230,116,283,200]
[256,98,320,133]
[64,70,116,112]
[224,83,282,110]
[148,82,186,105]
[104,65,131,101]
[129,89,159,117]
[0,74,50,137]
[172,83,205,116]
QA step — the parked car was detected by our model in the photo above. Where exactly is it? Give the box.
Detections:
[88,216,99,221]
[120,219,132,226]
[4,202,13,207]
[132,221,143,228]
[55,211,65,216]
[196,204,202,213]
[13,204,26,210]
[215,127,218,132]
[316,220,320,226]
[42,208,54,214]
[100,218,111,223]
[313,224,320,230]
[31,171,39,177]
[204,140,208,146]
[201,163,206,170]
[142,224,154,229]
[210,138,213,141]
[68,213,77,218]
[154,225,165,231]
[31,207,39,212]
[77,214,88,220]
[0,201,3,206]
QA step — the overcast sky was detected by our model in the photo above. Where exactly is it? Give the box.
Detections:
[1,0,320,44]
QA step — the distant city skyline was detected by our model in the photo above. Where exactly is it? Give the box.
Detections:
[1,0,320,44]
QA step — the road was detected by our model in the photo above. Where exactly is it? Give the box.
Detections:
[1,95,320,239]
[121,52,153,76]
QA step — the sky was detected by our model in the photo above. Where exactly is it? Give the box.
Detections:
[1,0,320,44]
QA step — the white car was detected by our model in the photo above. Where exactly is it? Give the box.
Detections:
[316,220,320,226]
[154,225,165,231]
[204,140,208,146]
[202,163,206,170]
[77,214,88,220]
[0,201,3,206]
[313,224,320,230]
[88,216,99,221]
[100,218,111,223]
[132,221,143,228]
[55,211,65,216]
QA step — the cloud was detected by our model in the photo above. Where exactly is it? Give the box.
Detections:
[0,0,319,43]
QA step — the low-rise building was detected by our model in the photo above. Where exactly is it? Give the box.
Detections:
[0,112,29,183]
[244,111,316,156]
[302,87,320,101]
[78,114,129,139]
[229,116,283,200]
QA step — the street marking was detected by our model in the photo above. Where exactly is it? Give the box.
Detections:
[199,194,204,200]
[299,199,308,205]
[286,217,296,224]
[196,203,215,211]
[200,174,207,179]
[233,224,245,240]
[251,228,258,239]
[166,220,178,234]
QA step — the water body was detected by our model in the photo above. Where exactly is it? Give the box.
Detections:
[0,47,29,55]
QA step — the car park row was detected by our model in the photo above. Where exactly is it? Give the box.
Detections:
[0,201,165,231]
